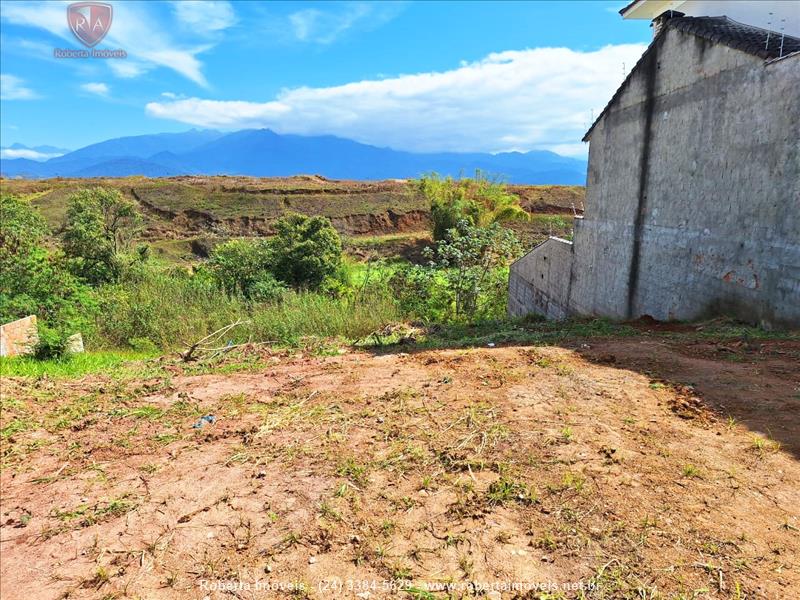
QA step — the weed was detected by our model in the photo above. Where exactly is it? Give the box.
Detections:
[682,464,701,478]
[750,435,781,455]
[380,520,396,536]
[486,477,537,506]
[404,586,435,600]
[337,458,369,486]
[319,502,342,522]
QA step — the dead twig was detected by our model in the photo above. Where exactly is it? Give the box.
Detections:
[179,320,249,362]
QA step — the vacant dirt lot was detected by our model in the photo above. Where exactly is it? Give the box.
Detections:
[2,337,798,599]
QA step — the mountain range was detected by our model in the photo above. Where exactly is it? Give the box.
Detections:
[0,129,587,184]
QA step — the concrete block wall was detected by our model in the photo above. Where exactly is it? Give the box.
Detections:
[0,315,38,357]
[508,237,573,320]
[570,28,800,328]
[510,27,799,328]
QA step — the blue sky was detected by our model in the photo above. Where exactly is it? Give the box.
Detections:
[0,1,651,157]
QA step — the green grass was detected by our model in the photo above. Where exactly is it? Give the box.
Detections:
[0,351,155,378]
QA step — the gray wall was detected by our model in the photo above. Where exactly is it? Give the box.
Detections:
[508,237,573,320]
[568,28,800,328]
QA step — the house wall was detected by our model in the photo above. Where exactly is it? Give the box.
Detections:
[570,27,800,328]
[510,25,800,328]
[508,237,573,320]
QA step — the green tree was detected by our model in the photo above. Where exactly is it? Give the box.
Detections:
[269,213,342,290]
[62,188,142,285]
[417,171,529,240]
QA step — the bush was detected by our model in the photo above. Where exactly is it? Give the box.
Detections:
[33,326,71,360]
[269,213,342,290]
[205,238,285,300]
[0,195,96,336]
[392,221,521,323]
[416,171,529,241]
[205,214,342,297]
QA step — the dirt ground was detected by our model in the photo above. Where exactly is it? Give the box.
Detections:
[1,337,798,599]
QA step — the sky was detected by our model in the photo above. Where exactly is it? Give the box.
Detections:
[0,1,652,158]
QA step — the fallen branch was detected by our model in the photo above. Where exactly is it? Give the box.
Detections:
[179,320,250,362]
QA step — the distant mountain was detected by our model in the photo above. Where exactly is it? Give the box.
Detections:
[47,129,224,164]
[0,129,587,184]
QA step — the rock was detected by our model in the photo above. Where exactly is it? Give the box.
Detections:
[308,556,316,564]
[66,333,84,354]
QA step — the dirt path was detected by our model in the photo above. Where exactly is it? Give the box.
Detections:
[1,339,798,599]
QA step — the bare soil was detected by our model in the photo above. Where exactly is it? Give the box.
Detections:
[2,338,798,599]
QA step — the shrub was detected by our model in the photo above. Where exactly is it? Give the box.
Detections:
[205,238,285,300]
[392,221,521,323]
[93,264,245,349]
[269,213,342,290]
[33,326,71,360]
[0,195,95,335]
[388,265,447,323]
[416,171,529,241]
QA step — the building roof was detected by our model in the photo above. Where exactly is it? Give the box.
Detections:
[582,16,800,142]
[671,15,800,59]
[619,0,683,19]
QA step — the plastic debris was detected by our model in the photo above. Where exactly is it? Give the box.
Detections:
[192,415,216,429]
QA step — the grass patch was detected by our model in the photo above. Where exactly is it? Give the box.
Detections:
[0,351,155,379]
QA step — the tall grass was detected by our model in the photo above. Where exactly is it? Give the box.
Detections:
[251,291,400,344]
[90,265,400,351]
[93,269,244,349]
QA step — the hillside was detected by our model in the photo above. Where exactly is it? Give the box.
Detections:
[1,176,585,261]
[0,129,588,184]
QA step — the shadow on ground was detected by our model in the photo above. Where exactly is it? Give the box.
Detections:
[364,319,800,460]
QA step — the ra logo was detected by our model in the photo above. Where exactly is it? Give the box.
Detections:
[67,2,113,48]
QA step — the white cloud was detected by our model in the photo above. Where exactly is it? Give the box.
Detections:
[160,91,187,100]
[0,74,39,100]
[80,81,110,96]
[289,2,404,44]
[172,1,236,34]
[0,147,64,160]
[0,1,210,86]
[146,43,647,156]
[108,60,147,79]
